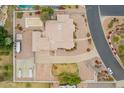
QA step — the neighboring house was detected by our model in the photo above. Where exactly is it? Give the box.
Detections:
[0,5,8,26]
[32,14,75,52]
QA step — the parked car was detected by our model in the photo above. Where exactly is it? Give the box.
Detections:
[107,67,113,75]
[16,41,21,53]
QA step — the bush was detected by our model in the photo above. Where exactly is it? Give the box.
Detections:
[29,12,32,16]
[88,39,92,44]
[118,45,124,66]
[0,26,12,50]
[58,72,81,86]
[26,83,31,88]
[40,7,54,23]
[112,35,119,43]
[86,33,90,37]
[4,64,12,71]
[108,18,119,28]
[16,12,23,19]
[86,48,91,52]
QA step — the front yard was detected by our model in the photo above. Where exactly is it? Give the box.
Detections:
[52,63,78,76]
[52,63,81,85]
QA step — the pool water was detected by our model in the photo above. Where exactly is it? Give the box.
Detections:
[17,5,33,9]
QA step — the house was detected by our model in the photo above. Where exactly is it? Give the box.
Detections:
[32,14,75,51]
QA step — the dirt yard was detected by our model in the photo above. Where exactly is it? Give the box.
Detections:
[52,63,78,76]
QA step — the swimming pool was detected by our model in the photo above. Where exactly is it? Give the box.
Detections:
[17,5,33,9]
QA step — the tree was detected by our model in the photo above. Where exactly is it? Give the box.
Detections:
[16,12,23,19]
[40,7,54,25]
[0,26,12,49]
[41,12,51,23]
[5,37,12,46]
[58,72,81,86]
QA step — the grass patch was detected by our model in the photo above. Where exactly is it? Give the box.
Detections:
[120,34,124,39]
[16,12,23,19]
[0,64,13,81]
[112,35,119,43]
[0,82,50,88]
[58,72,81,85]
[0,49,13,81]
[118,45,124,66]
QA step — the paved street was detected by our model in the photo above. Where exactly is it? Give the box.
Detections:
[99,5,124,16]
[86,5,124,80]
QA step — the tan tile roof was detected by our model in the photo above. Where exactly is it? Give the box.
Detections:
[32,14,75,51]
[46,14,75,50]
[32,31,50,51]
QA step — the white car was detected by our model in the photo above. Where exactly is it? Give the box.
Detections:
[16,41,21,53]
[107,67,113,75]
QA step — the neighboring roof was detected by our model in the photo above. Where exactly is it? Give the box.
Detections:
[32,14,75,51]
[46,14,75,50]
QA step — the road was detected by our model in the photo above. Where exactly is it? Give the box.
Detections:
[99,5,124,16]
[86,5,124,80]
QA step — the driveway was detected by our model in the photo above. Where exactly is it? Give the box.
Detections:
[86,5,124,80]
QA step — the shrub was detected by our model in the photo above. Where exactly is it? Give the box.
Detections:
[86,33,90,37]
[108,18,119,28]
[29,12,32,16]
[40,7,54,24]
[16,12,23,19]
[0,26,12,50]
[112,35,119,43]
[58,72,81,86]
[26,83,31,88]
[118,45,124,66]
[88,39,92,44]
[86,48,91,52]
